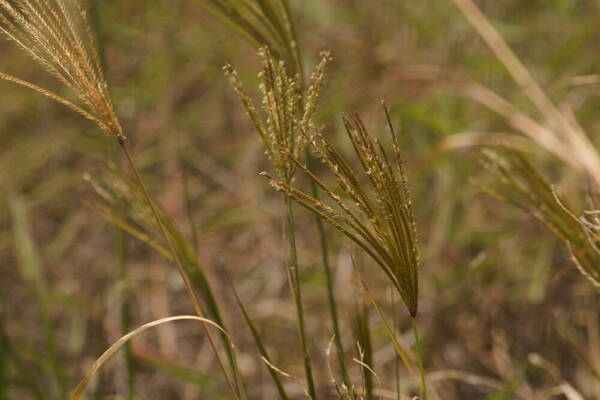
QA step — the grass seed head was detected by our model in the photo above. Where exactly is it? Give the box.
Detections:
[263,106,421,317]
[0,0,123,139]
[225,47,330,183]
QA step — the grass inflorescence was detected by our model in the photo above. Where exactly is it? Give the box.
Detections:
[0,0,122,139]
[262,108,420,318]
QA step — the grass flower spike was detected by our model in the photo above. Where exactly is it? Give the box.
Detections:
[0,0,123,139]
[263,107,420,317]
[224,47,330,182]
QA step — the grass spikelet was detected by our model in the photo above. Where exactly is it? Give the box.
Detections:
[263,105,421,318]
[0,0,122,139]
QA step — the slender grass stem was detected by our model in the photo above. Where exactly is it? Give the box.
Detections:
[284,197,317,399]
[118,139,241,400]
[307,162,353,393]
[412,317,427,399]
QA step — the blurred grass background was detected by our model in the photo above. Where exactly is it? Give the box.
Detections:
[2,0,600,398]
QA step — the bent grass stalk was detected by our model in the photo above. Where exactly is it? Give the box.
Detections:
[0,1,241,398]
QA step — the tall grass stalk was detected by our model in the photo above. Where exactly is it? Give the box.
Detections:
[225,48,329,398]
[412,318,427,399]
[317,200,353,393]
[284,196,317,398]
[0,1,242,397]
[209,1,353,389]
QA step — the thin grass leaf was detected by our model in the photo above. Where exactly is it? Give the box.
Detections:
[69,316,231,400]
[227,276,291,400]
[8,194,65,398]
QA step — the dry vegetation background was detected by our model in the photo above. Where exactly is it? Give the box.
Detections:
[2,0,600,399]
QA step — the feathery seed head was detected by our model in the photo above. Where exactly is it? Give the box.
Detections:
[225,47,330,183]
[0,0,123,139]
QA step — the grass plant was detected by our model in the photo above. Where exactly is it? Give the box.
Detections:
[208,0,354,393]
[261,105,427,397]
[0,1,242,398]
[2,0,600,398]
[479,149,600,286]
[225,47,330,399]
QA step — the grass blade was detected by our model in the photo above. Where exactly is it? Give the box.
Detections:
[8,194,65,398]
[227,276,291,400]
[69,315,231,400]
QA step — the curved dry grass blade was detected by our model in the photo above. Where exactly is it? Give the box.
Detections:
[69,316,231,400]
[454,0,600,185]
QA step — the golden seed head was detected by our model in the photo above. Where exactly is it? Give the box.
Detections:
[0,0,123,139]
